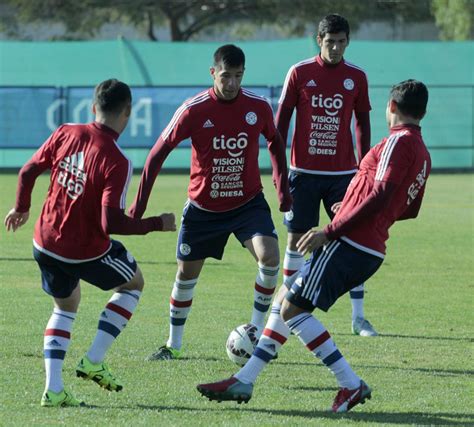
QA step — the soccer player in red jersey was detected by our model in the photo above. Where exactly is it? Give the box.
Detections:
[277,14,376,336]
[128,44,291,360]
[4,79,176,407]
[197,79,431,413]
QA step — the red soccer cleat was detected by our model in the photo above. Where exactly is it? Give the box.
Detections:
[331,380,372,413]
[197,376,253,404]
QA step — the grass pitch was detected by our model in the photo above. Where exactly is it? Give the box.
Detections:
[0,173,473,426]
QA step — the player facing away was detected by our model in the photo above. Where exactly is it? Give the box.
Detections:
[197,79,431,413]
[129,44,291,360]
[277,14,377,336]
[4,79,176,407]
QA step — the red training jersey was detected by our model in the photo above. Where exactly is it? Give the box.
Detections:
[29,123,132,262]
[279,55,371,174]
[137,88,285,213]
[327,124,431,257]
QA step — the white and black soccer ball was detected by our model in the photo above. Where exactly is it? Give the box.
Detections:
[226,323,259,366]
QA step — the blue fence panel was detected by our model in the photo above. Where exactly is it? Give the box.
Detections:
[0,87,60,147]
[0,85,472,169]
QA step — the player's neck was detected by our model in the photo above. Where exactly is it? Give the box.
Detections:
[390,116,421,128]
[94,117,123,135]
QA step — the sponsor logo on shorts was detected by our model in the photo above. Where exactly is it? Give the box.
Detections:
[285,211,294,221]
[245,111,257,125]
[344,78,354,90]
[179,243,191,256]
[126,251,135,263]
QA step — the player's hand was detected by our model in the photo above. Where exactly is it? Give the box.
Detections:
[296,229,329,255]
[279,193,293,213]
[159,213,176,231]
[128,202,140,219]
[331,202,342,214]
[4,208,29,232]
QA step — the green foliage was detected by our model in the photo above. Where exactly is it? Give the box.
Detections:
[0,173,473,425]
[0,0,463,41]
[431,0,474,40]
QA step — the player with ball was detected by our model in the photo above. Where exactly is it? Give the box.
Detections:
[198,79,431,412]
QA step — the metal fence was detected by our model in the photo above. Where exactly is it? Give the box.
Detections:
[0,85,472,170]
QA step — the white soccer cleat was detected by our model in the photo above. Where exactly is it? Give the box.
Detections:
[352,317,378,337]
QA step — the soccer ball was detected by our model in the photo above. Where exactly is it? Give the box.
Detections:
[226,323,259,366]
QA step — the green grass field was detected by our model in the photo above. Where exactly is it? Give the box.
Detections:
[1,173,473,426]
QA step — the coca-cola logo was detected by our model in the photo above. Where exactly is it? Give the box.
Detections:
[212,173,242,182]
[212,133,248,157]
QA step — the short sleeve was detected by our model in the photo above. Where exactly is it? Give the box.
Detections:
[375,136,413,184]
[354,73,371,113]
[278,66,298,109]
[102,158,132,209]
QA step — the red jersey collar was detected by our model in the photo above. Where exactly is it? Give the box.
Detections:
[316,54,345,69]
[90,122,120,139]
[209,87,242,104]
[390,123,421,134]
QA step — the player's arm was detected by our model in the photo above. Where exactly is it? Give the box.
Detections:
[354,111,371,163]
[129,107,191,219]
[276,65,298,146]
[5,133,56,232]
[275,104,294,146]
[297,180,398,255]
[102,158,176,235]
[267,129,292,211]
[102,206,175,235]
[263,101,292,212]
[128,137,173,219]
[324,180,397,240]
[325,136,414,240]
[397,185,425,221]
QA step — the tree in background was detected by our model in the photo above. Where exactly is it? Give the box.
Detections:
[431,0,474,40]
[0,0,472,41]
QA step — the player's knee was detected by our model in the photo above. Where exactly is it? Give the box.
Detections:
[287,232,304,251]
[258,249,280,267]
[280,299,302,322]
[126,268,145,291]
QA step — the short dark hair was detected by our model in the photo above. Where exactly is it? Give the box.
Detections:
[318,14,350,40]
[93,79,131,115]
[213,44,245,68]
[390,79,428,120]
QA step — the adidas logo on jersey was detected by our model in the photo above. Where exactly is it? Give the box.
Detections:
[203,119,214,128]
[306,80,317,87]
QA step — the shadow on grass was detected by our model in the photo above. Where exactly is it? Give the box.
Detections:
[338,332,473,343]
[275,359,473,377]
[155,355,473,377]
[133,404,474,426]
[137,260,230,266]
